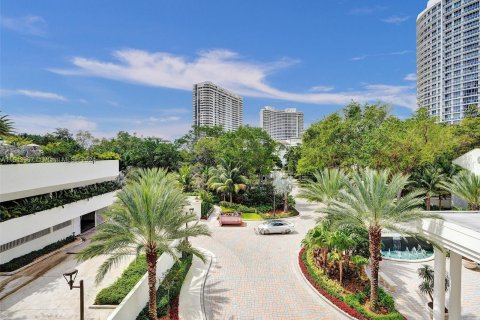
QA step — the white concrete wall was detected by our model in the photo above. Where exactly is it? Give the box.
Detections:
[453,148,480,176]
[0,192,117,264]
[0,160,119,202]
[106,240,180,320]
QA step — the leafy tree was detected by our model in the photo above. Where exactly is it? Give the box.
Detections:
[454,116,480,154]
[208,158,248,203]
[177,164,193,192]
[272,175,294,212]
[464,104,480,118]
[42,141,82,158]
[0,111,14,136]
[284,146,301,176]
[441,170,480,210]
[218,126,279,180]
[322,168,441,311]
[75,130,98,149]
[77,168,210,320]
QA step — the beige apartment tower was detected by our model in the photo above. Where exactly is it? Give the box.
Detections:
[260,106,304,141]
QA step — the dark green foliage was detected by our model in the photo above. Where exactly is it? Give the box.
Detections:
[136,254,193,319]
[0,181,120,221]
[0,236,75,272]
[95,255,148,305]
[201,201,214,219]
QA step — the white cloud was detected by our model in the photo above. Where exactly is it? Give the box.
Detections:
[351,50,411,61]
[1,89,67,101]
[404,73,417,81]
[106,100,120,107]
[309,85,335,92]
[51,48,416,110]
[382,16,410,24]
[0,15,47,36]
[348,6,388,15]
[12,114,97,134]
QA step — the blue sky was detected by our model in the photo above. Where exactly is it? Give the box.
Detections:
[1,0,427,140]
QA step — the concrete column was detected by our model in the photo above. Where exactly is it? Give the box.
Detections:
[433,248,446,320]
[449,251,462,320]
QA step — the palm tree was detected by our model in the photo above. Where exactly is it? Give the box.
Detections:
[208,159,248,204]
[302,223,331,272]
[0,111,14,136]
[413,166,446,210]
[77,168,211,320]
[177,164,193,192]
[273,175,294,212]
[298,168,347,206]
[322,168,441,311]
[441,170,480,210]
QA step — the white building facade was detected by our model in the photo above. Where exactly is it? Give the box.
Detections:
[0,160,119,264]
[417,0,480,124]
[260,107,304,141]
[192,82,243,131]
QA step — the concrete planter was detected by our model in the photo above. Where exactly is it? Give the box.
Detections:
[462,258,478,269]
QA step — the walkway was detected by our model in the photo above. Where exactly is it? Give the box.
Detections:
[0,231,134,320]
[184,188,347,320]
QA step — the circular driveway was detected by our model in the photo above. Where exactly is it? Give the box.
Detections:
[190,191,347,320]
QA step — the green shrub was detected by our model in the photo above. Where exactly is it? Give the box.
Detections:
[95,256,148,305]
[0,181,120,221]
[0,236,76,272]
[136,254,193,319]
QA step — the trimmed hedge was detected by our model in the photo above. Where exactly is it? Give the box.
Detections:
[136,254,193,319]
[0,236,76,272]
[0,181,120,221]
[300,248,404,320]
[95,255,148,305]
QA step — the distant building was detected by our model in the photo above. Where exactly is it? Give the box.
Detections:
[192,82,243,131]
[260,106,304,141]
[417,0,480,123]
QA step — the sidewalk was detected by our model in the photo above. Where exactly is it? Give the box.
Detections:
[178,249,214,320]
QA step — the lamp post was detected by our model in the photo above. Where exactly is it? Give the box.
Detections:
[186,207,194,242]
[63,269,84,320]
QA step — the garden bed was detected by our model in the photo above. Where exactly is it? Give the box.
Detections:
[299,248,404,320]
[220,206,299,221]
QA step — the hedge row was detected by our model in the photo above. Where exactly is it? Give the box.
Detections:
[0,236,76,272]
[136,254,193,319]
[300,248,404,320]
[95,255,148,305]
[0,181,120,221]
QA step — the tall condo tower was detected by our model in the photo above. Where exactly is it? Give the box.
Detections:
[417,0,480,124]
[260,106,304,141]
[192,82,243,131]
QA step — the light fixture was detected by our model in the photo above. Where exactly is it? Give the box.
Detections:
[63,269,84,320]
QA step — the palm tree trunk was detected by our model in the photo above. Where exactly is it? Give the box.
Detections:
[229,192,233,204]
[369,226,382,311]
[339,260,343,285]
[146,246,158,320]
[322,248,328,272]
[439,195,442,210]
[426,196,431,211]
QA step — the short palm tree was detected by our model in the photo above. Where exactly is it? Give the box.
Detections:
[323,168,441,311]
[273,175,294,212]
[0,111,14,136]
[413,166,446,210]
[177,164,193,192]
[298,168,347,206]
[441,170,480,210]
[208,159,248,204]
[77,168,211,320]
[302,223,331,272]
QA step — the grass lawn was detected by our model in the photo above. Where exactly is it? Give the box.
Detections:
[241,212,264,220]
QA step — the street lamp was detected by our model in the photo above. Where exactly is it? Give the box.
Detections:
[63,269,84,320]
[186,208,194,242]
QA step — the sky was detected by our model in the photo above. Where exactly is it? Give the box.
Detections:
[1,0,429,141]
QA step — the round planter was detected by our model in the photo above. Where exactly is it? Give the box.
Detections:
[428,302,449,320]
[462,258,478,270]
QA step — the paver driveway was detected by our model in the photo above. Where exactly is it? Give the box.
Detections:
[190,188,347,320]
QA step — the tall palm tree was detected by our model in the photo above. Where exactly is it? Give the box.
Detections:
[413,166,446,210]
[208,159,248,203]
[441,170,480,210]
[77,168,211,320]
[0,111,14,136]
[298,168,347,206]
[322,168,441,311]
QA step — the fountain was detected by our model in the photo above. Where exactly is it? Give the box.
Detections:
[412,247,418,258]
[405,247,410,258]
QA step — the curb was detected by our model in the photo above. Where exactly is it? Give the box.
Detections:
[200,249,215,320]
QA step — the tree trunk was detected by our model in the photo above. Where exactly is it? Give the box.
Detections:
[222,193,225,202]
[322,248,328,272]
[339,259,343,285]
[283,194,288,212]
[146,246,158,320]
[229,193,233,204]
[426,196,431,211]
[369,226,382,311]
[439,195,442,211]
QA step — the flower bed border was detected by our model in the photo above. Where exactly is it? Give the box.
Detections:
[299,248,367,320]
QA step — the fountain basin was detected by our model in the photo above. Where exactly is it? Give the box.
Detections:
[381,236,434,262]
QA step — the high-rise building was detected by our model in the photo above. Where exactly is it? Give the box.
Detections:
[260,106,304,141]
[417,0,480,124]
[192,81,243,131]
